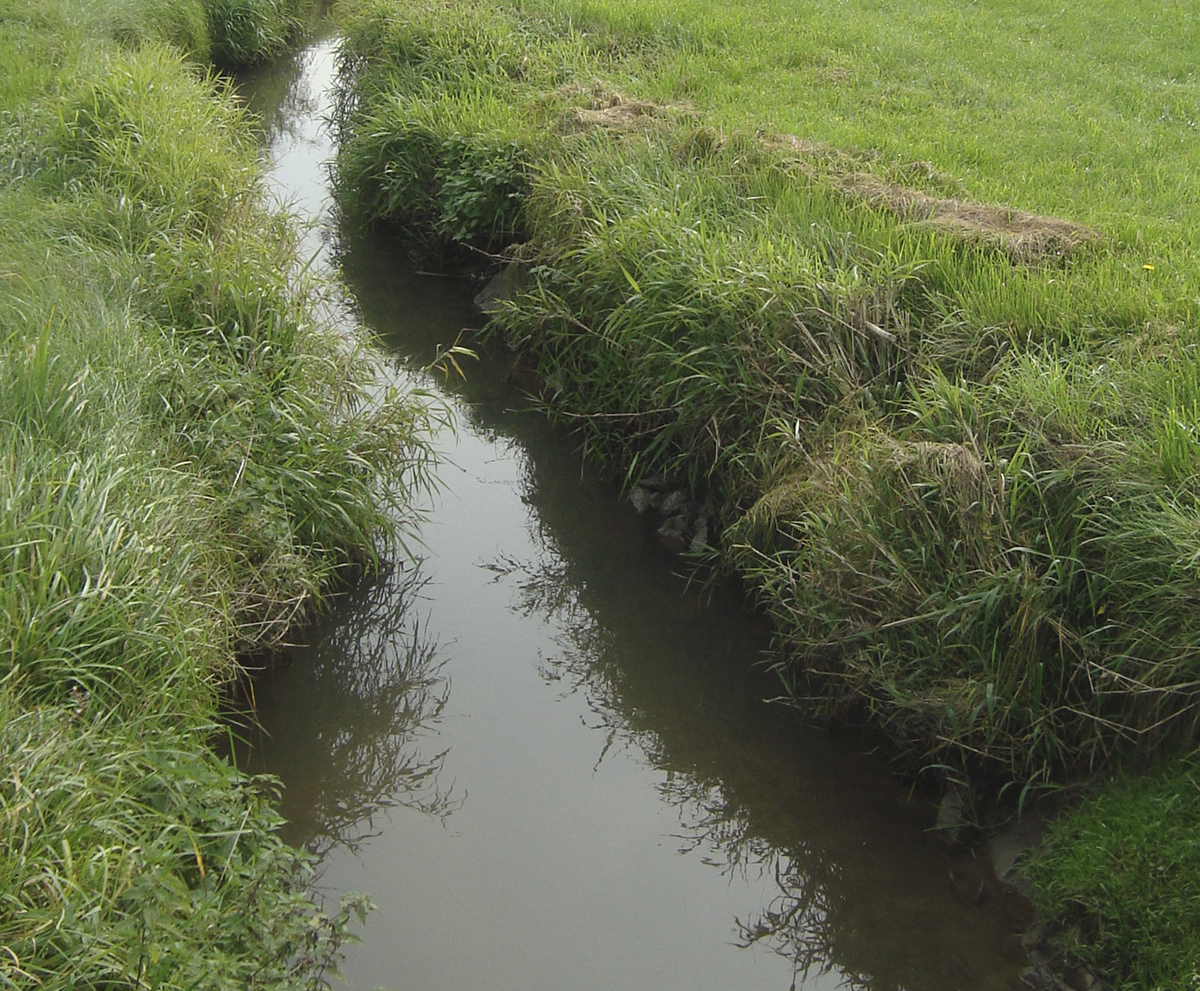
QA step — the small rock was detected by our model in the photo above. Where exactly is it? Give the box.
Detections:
[638,474,671,493]
[656,514,689,553]
[474,262,526,313]
[659,489,689,515]
[1020,965,1058,991]
[689,516,710,553]
[630,486,658,514]
[935,787,967,847]
[989,810,1050,896]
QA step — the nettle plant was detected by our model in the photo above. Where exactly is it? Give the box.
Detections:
[434,133,529,248]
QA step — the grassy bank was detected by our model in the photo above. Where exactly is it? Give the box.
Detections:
[330,0,1200,984]
[0,0,433,986]
[1024,761,1200,990]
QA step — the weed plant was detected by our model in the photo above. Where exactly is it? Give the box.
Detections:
[1,1,434,985]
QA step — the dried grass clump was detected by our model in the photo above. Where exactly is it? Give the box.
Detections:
[560,96,683,134]
[842,174,1101,261]
[549,83,697,136]
[890,440,992,518]
[764,134,1100,261]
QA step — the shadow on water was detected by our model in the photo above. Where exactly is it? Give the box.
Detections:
[235,34,1033,991]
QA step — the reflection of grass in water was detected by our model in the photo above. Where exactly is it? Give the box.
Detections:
[237,41,325,149]
[482,545,822,966]
[487,522,1022,990]
[651,765,847,989]
[255,563,458,860]
[654,737,860,991]
[486,547,855,987]
[735,874,839,991]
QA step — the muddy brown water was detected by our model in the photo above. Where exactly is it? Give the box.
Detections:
[234,35,1032,991]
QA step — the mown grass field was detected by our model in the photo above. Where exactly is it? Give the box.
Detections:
[329,0,1200,985]
[0,0,434,986]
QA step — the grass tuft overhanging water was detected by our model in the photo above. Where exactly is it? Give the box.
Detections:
[0,0,437,986]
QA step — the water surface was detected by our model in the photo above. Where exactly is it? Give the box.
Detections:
[235,37,1032,991]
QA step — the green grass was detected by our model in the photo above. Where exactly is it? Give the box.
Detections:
[1023,760,1200,991]
[0,705,370,989]
[0,0,435,986]
[512,0,1200,244]
[0,0,311,67]
[206,0,306,66]
[331,0,1200,983]
[331,0,1200,787]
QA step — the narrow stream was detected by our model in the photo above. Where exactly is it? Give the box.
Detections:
[235,36,1032,991]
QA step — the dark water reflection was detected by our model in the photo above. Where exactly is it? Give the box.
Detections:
[244,564,454,859]
[236,35,1031,991]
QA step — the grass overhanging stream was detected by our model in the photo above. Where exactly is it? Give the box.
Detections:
[4,0,1200,985]
[0,1,438,987]
[327,0,1200,986]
